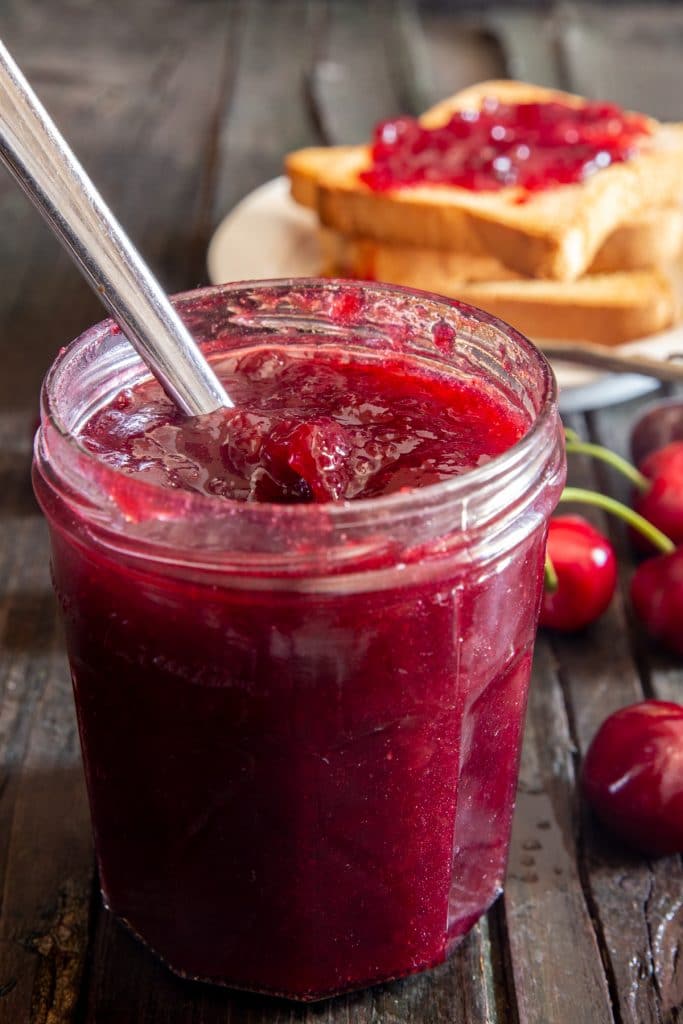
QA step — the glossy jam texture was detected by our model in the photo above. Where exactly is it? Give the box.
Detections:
[79,345,527,502]
[360,98,652,193]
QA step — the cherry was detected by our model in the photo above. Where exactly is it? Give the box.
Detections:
[630,397,683,465]
[556,430,679,645]
[540,516,617,631]
[540,485,672,632]
[633,441,683,547]
[630,547,683,655]
[582,701,683,856]
[562,428,681,557]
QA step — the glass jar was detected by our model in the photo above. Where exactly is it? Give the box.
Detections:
[33,280,565,1000]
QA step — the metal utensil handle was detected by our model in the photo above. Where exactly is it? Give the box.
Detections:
[540,340,683,384]
[0,39,231,416]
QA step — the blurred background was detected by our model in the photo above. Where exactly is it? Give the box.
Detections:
[0,1,681,388]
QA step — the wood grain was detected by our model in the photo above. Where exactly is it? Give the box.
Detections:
[0,406,93,1023]
[504,641,614,1024]
[308,0,404,144]
[211,0,325,222]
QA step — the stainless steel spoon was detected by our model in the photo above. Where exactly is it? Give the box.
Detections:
[0,39,232,416]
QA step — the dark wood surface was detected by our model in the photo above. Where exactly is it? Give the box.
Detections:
[0,2,682,1021]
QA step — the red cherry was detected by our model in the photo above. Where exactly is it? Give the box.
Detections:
[630,547,683,655]
[633,442,683,546]
[630,398,683,465]
[582,701,683,856]
[540,515,617,631]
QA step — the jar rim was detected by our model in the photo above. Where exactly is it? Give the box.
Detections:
[39,278,558,526]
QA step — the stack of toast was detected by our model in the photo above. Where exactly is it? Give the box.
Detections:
[286,81,683,346]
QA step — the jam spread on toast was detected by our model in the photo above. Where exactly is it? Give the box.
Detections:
[361,99,651,193]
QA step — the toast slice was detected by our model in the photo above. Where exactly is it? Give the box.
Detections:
[288,146,358,209]
[456,272,675,344]
[286,81,683,281]
[448,272,676,345]
[321,232,678,344]
[590,207,683,272]
[320,206,683,281]
[321,234,677,345]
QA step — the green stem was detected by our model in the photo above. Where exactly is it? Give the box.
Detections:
[544,553,559,593]
[564,439,649,493]
[559,486,675,554]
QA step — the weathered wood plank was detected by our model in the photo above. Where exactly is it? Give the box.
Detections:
[589,402,683,1023]
[390,2,506,114]
[480,8,565,90]
[557,3,683,120]
[0,405,94,1024]
[503,641,614,1024]
[308,0,404,145]
[0,591,91,1024]
[0,0,237,411]
[212,0,324,221]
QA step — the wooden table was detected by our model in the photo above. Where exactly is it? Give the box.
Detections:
[1,2,682,1021]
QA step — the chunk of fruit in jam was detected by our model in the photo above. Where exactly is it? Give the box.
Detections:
[255,418,352,502]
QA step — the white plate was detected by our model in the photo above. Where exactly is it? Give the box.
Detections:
[207,177,683,413]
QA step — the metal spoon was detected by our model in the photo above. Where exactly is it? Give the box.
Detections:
[540,340,683,384]
[0,39,232,416]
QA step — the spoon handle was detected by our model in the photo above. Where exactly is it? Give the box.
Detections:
[540,340,683,384]
[0,40,231,415]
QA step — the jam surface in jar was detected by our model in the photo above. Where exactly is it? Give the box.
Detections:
[360,98,652,193]
[79,343,527,503]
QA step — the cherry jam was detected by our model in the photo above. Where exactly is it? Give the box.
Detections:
[360,98,651,193]
[79,346,526,503]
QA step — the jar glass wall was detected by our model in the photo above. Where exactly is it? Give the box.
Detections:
[33,280,565,1000]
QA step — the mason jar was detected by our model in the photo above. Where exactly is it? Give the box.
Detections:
[33,280,565,1000]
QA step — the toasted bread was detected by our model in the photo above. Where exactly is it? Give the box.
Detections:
[286,81,683,281]
[321,232,678,344]
[321,233,677,345]
[590,208,683,272]
[449,272,676,344]
[288,146,358,209]
[320,206,683,282]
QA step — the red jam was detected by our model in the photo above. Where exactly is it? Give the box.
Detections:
[80,345,526,502]
[360,98,652,193]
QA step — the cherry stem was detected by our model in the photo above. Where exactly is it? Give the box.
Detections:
[544,553,559,593]
[559,486,675,554]
[563,430,649,492]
